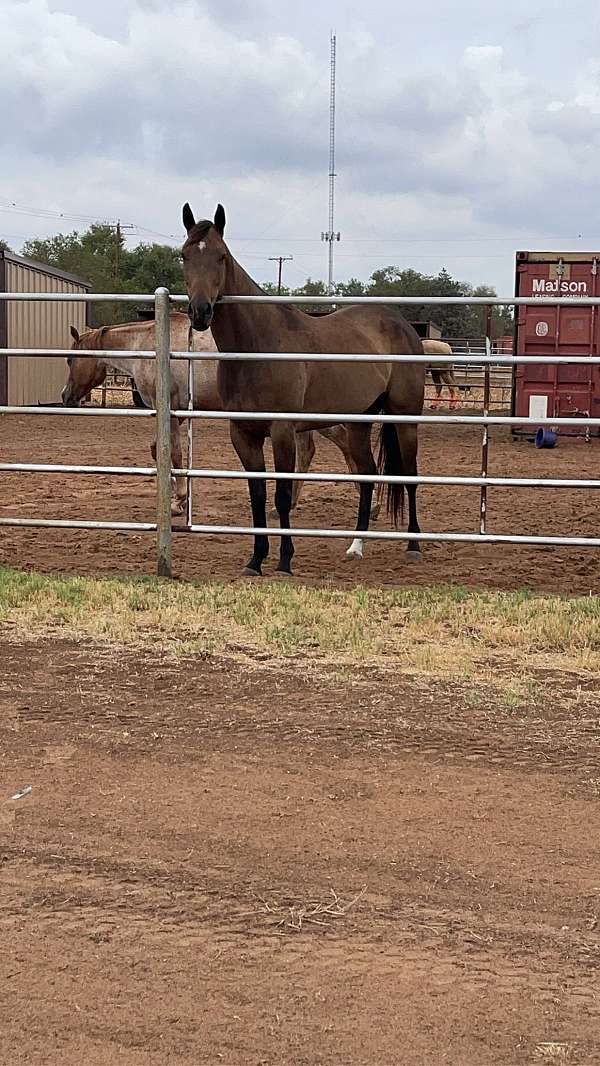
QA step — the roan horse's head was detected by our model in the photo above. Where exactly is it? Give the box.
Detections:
[181,203,227,332]
[61,325,106,407]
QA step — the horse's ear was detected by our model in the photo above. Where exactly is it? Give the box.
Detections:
[214,204,226,236]
[182,203,195,233]
[70,326,80,343]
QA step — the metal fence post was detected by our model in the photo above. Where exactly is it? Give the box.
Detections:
[155,286,173,577]
[479,306,493,535]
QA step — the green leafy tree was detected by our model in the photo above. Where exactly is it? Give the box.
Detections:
[262,281,291,296]
[121,242,184,296]
[22,225,187,325]
[293,277,328,297]
[366,266,511,339]
[335,277,366,296]
[0,239,12,253]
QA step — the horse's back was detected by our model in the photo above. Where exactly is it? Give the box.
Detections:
[316,304,423,355]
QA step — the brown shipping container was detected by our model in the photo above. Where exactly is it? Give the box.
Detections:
[0,251,90,406]
[513,251,600,436]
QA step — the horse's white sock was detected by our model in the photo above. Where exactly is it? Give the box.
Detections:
[346,538,364,559]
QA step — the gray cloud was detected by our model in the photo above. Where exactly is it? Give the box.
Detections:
[2,0,600,294]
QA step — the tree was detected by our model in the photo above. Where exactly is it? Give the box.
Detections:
[0,239,12,253]
[366,266,512,338]
[21,226,186,325]
[335,277,366,296]
[262,281,291,296]
[293,278,328,297]
[121,242,184,295]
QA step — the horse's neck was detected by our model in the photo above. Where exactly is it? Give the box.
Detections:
[211,255,293,351]
[96,351,142,378]
[92,326,148,379]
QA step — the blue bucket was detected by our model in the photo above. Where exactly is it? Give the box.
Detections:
[535,427,557,449]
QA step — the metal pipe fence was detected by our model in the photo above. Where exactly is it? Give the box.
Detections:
[1,286,600,577]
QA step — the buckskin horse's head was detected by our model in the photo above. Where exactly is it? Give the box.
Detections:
[181,203,227,332]
[61,325,106,407]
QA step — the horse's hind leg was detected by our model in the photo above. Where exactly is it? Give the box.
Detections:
[291,429,315,513]
[395,423,421,556]
[320,425,381,520]
[442,368,461,409]
[344,423,375,560]
[230,421,270,576]
[271,422,296,575]
[429,368,443,409]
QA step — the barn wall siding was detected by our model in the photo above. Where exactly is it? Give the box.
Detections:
[1,254,89,407]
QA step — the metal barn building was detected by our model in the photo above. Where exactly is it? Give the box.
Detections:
[0,250,90,406]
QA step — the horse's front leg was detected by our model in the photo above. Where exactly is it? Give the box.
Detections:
[270,429,315,518]
[150,436,179,510]
[271,421,296,575]
[170,417,187,516]
[230,421,270,576]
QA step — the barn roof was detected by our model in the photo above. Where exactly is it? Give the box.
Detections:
[0,249,91,289]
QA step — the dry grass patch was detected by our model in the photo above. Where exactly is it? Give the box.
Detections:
[1,568,600,686]
[247,887,367,934]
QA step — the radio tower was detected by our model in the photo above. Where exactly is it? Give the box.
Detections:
[321,32,340,295]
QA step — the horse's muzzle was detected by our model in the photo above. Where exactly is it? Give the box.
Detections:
[61,385,80,408]
[188,300,213,332]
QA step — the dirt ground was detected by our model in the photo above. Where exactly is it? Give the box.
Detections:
[1,412,600,593]
[2,637,600,1065]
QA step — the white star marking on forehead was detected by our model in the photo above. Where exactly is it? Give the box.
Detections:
[196,241,206,252]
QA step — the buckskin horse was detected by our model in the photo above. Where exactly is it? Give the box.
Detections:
[181,203,425,576]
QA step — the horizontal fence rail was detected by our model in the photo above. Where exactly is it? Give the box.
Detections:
[2,286,600,576]
[169,468,600,491]
[171,524,600,549]
[0,517,156,531]
[2,349,599,366]
[0,462,155,476]
[171,410,600,428]
[3,462,599,490]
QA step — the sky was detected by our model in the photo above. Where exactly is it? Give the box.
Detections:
[2,0,600,294]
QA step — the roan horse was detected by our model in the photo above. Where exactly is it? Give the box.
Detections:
[181,203,425,577]
[63,313,381,522]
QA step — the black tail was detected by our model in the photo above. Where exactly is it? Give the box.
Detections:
[376,422,405,526]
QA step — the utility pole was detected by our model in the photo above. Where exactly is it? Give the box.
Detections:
[321,31,340,295]
[268,255,293,294]
[114,220,121,282]
[112,219,134,282]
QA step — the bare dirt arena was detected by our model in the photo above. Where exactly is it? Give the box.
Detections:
[2,414,600,1064]
[1,412,600,593]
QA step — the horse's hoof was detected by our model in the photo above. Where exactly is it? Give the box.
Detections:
[346,538,364,560]
[171,501,185,517]
[274,568,293,579]
[269,507,278,519]
[241,566,262,578]
[370,504,381,521]
[406,549,422,561]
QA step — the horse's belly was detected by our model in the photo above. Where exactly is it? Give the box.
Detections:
[303,364,389,415]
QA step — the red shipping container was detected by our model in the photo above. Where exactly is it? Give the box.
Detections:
[512,251,600,436]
